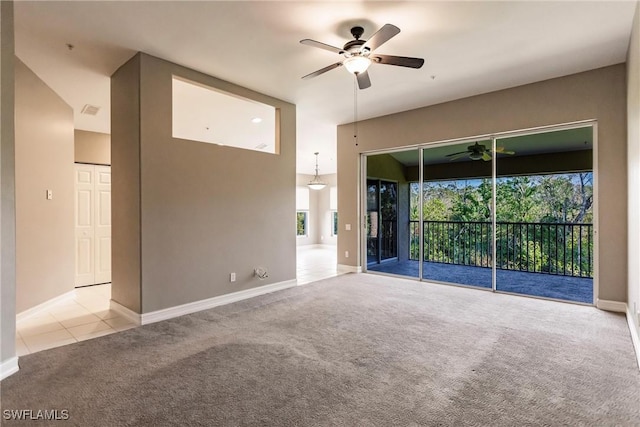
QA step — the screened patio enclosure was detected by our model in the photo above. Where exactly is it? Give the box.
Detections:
[364,125,595,304]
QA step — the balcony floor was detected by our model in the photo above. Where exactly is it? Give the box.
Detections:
[368,260,593,304]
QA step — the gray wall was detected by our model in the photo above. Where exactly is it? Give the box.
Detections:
[111,53,141,313]
[338,64,628,302]
[15,58,74,313]
[628,3,640,329]
[1,0,16,364]
[112,53,296,314]
[75,129,110,165]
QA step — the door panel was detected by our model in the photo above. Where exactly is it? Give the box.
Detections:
[75,164,112,286]
[366,181,379,264]
[366,179,398,265]
[421,142,493,289]
[94,166,112,284]
[494,129,594,303]
[379,181,398,260]
[76,237,93,275]
[75,165,95,286]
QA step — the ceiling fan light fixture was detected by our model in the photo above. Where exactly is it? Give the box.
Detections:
[308,152,326,190]
[469,152,483,160]
[343,56,371,75]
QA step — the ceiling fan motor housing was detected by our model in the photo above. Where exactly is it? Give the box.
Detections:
[343,39,366,54]
[350,26,365,39]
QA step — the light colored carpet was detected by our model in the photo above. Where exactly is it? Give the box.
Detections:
[1,273,639,426]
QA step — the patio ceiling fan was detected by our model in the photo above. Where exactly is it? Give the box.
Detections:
[300,24,425,89]
[445,142,515,161]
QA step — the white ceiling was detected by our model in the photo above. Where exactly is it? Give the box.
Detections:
[14,1,636,175]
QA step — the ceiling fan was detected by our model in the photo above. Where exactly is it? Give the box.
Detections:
[445,142,515,161]
[300,24,425,89]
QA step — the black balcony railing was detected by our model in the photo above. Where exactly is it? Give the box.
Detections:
[409,220,593,278]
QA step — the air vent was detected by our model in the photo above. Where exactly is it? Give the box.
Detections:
[255,143,268,150]
[81,104,100,116]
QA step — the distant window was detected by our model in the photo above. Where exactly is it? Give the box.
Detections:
[332,211,338,236]
[297,211,308,236]
[296,187,310,237]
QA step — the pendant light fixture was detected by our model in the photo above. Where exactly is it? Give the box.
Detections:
[308,152,326,190]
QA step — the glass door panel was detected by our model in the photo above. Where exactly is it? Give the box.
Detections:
[365,150,419,278]
[366,179,398,265]
[379,181,398,260]
[494,127,594,303]
[421,141,493,289]
[366,180,379,264]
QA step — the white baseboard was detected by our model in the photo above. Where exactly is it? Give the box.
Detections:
[17,290,76,323]
[595,299,627,313]
[109,300,142,326]
[140,279,298,325]
[627,306,640,371]
[0,357,19,381]
[338,264,362,273]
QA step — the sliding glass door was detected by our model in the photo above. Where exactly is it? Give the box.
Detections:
[420,141,493,289]
[363,124,595,304]
[494,128,594,303]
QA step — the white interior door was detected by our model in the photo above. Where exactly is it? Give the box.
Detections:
[75,165,95,286]
[75,164,111,287]
[94,166,112,284]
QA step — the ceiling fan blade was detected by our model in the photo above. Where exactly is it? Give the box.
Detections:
[302,62,343,80]
[493,147,516,155]
[300,39,344,55]
[361,24,400,52]
[371,54,425,69]
[356,70,371,89]
[482,152,492,161]
[445,150,469,157]
[447,153,470,160]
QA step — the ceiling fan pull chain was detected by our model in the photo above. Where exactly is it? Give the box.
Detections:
[354,77,358,146]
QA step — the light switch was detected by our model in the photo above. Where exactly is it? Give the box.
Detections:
[46,190,53,200]
[345,223,351,231]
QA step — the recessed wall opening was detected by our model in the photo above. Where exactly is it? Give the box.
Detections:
[171,76,280,154]
[363,123,595,305]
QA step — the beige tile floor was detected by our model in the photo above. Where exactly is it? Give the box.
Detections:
[16,284,136,356]
[297,245,340,285]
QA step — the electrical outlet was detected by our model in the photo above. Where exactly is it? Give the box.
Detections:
[230,272,236,282]
[345,250,349,258]
[345,224,351,231]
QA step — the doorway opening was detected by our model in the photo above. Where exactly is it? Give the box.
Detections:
[74,163,112,288]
